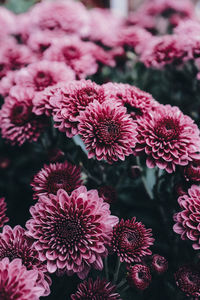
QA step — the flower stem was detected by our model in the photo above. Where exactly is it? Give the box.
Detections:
[136,156,153,200]
[104,257,109,280]
[117,278,127,288]
[113,256,121,283]
[120,284,129,294]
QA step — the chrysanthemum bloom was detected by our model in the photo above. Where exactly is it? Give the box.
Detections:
[0,197,9,228]
[0,258,46,299]
[141,35,188,68]
[44,37,98,78]
[175,265,200,297]
[103,82,158,120]
[0,39,34,78]
[29,0,89,37]
[173,185,200,250]
[50,80,105,137]
[26,186,119,279]
[0,225,51,296]
[32,83,66,117]
[78,100,138,163]
[71,277,122,300]
[31,161,82,199]
[151,254,168,274]
[134,105,200,173]
[98,186,117,204]
[127,264,152,290]
[183,159,200,182]
[0,87,46,146]
[13,61,75,92]
[111,218,154,263]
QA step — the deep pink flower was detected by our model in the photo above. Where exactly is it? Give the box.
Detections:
[44,37,98,79]
[29,0,89,37]
[0,86,46,146]
[50,80,105,137]
[151,254,168,274]
[103,82,158,120]
[78,100,138,163]
[183,159,200,182]
[26,186,118,279]
[128,264,152,290]
[135,105,200,173]
[0,198,9,228]
[0,225,51,296]
[175,265,200,297]
[0,258,46,299]
[71,277,122,300]
[13,61,75,92]
[111,218,154,263]
[31,161,82,199]
[141,35,188,68]
[173,185,200,250]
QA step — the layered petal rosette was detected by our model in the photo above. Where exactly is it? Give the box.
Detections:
[173,185,200,250]
[0,258,46,299]
[135,105,200,173]
[31,161,82,199]
[111,218,154,263]
[78,100,138,163]
[26,186,118,279]
[71,277,122,300]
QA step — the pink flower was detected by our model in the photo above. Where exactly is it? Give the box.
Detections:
[140,35,188,68]
[0,38,34,79]
[0,86,46,146]
[0,225,51,296]
[111,218,154,263]
[103,82,158,120]
[31,161,82,199]
[13,61,75,92]
[98,186,117,204]
[50,80,105,137]
[183,159,200,182]
[0,198,9,228]
[78,100,138,163]
[26,186,118,279]
[71,277,122,300]
[173,185,200,250]
[29,0,89,37]
[0,258,46,299]
[44,37,98,79]
[175,265,200,297]
[135,105,200,173]
[0,7,16,40]
[128,264,152,290]
[151,254,168,274]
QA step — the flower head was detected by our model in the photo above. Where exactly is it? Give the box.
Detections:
[26,186,118,279]
[135,105,200,173]
[0,197,9,228]
[31,161,82,199]
[128,264,151,290]
[50,80,105,137]
[183,159,200,182]
[0,87,46,146]
[173,185,200,250]
[0,225,51,296]
[71,277,122,300]
[78,100,138,163]
[98,186,117,204]
[175,265,200,297]
[0,258,46,299]
[111,218,154,263]
[151,254,168,274]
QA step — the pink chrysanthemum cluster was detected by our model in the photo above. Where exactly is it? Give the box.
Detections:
[26,186,118,279]
[173,185,200,250]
